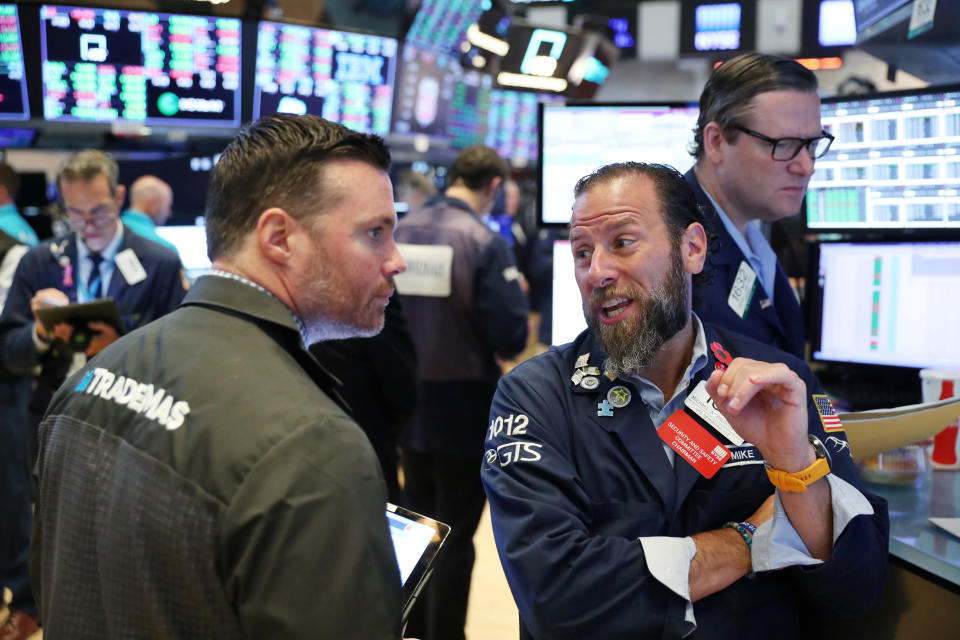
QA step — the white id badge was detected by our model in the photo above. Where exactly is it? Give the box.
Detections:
[727,261,758,319]
[394,244,454,297]
[114,249,147,285]
[684,380,744,446]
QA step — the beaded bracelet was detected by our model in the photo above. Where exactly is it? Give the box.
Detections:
[723,521,753,549]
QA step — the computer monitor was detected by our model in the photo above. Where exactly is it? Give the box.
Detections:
[809,240,960,371]
[539,102,700,225]
[807,84,960,233]
[39,4,242,126]
[391,43,460,138]
[551,238,586,345]
[0,5,29,120]
[154,224,211,282]
[253,21,397,136]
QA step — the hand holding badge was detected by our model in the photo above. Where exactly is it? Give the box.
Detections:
[704,358,815,474]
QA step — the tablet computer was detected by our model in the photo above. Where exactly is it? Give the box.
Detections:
[34,298,125,351]
[386,503,451,624]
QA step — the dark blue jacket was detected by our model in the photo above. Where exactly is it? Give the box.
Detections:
[0,229,185,377]
[397,195,529,456]
[481,324,888,640]
[686,169,806,359]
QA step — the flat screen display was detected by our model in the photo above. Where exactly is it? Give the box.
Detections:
[485,90,543,165]
[154,224,211,281]
[254,21,397,136]
[405,0,485,57]
[0,5,29,120]
[807,85,960,231]
[853,0,912,32]
[391,43,460,138]
[811,241,960,370]
[818,0,857,47]
[40,4,241,126]
[551,238,586,345]
[539,102,699,225]
[446,75,545,164]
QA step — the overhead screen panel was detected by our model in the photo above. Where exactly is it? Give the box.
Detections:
[539,103,700,225]
[405,0,485,57]
[392,43,460,138]
[0,4,29,120]
[447,70,547,165]
[40,4,241,126]
[253,21,397,136]
[807,85,960,232]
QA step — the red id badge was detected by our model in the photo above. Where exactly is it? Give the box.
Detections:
[657,409,731,479]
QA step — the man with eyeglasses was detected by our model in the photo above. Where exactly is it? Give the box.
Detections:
[0,150,184,640]
[687,53,832,359]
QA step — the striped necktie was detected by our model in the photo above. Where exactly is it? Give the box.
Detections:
[88,253,103,299]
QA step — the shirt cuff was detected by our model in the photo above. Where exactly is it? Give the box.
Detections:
[639,536,697,637]
[32,322,52,353]
[752,474,874,571]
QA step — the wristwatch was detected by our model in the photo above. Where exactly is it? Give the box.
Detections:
[765,434,831,492]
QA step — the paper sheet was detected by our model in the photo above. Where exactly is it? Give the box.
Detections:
[930,518,960,540]
[837,396,960,462]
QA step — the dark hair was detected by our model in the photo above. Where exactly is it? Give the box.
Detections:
[690,53,818,160]
[448,145,508,192]
[204,113,391,259]
[573,162,713,290]
[58,150,120,196]
[0,161,20,201]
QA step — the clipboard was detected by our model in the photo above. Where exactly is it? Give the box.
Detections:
[34,298,125,351]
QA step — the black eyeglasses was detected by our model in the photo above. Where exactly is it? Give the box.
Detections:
[734,126,835,161]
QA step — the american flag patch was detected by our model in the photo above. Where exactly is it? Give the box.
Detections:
[813,394,844,432]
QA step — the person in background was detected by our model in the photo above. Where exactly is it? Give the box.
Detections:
[0,151,186,640]
[687,53,832,359]
[0,163,32,640]
[121,175,178,253]
[0,162,38,248]
[31,114,408,638]
[482,162,888,639]
[396,144,529,640]
[394,169,437,218]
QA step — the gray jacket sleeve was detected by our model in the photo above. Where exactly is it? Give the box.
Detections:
[219,418,403,639]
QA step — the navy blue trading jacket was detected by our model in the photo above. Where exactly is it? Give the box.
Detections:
[481,324,888,639]
[686,169,807,359]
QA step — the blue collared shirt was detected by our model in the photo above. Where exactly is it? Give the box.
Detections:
[700,189,779,302]
[76,224,124,302]
[0,203,39,246]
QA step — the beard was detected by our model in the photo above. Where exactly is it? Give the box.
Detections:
[298,256,391,344]
[584,249,689,377]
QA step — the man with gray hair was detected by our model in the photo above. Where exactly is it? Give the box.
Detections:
[0,150,185,640]
[32,115,407,637]
[687,53,833,359]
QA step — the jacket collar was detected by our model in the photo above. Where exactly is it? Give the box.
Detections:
[564,322,734,516]
[181,274,348,410]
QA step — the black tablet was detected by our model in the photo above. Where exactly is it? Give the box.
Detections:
[386,503,450,624]
[34,298,125,351]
